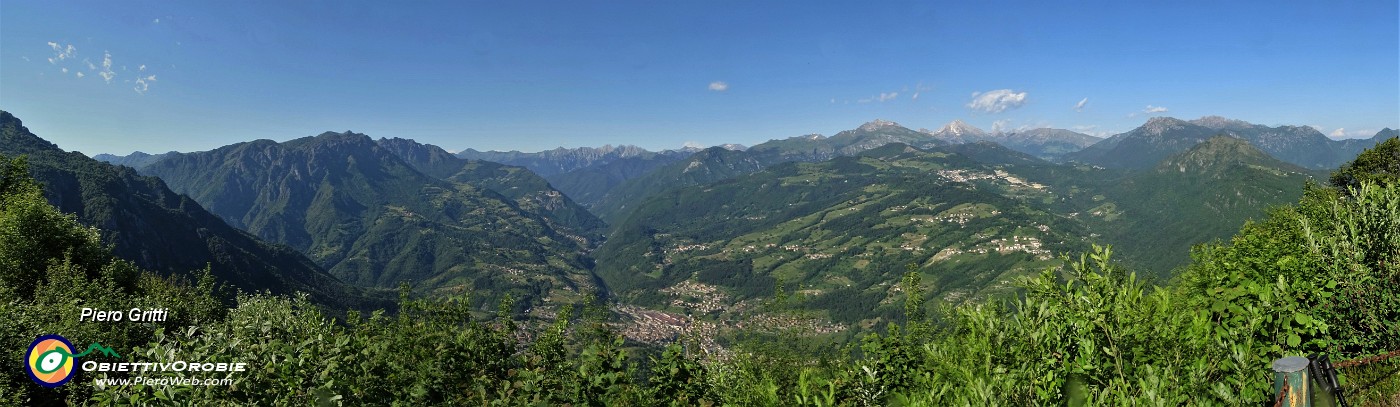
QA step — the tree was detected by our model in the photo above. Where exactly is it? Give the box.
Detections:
[1330,137,1400,195]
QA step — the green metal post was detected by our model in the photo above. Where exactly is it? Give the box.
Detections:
[1272,356,1311,407]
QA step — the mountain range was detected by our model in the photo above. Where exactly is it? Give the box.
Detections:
[923,120,1102,160]
[0,111,386,311]
[135,131,602,311]
[79,112,1397,338]
[1067,116,1395,170]
[588,134,1320,334]
[91,151,175,169]
[593,142,1091,327]
[453,145,706,211]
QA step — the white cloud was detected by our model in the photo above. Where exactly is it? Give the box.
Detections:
[991,119,1011,133]
[830,98,836,104]
[139,64,146,71]
[1129,105,1169,117]
[1328,128,1382,139]
[99,51,115,83]
[1075,97,1088,112]
[911,92,919,100]
[47,42,76,64]
[153,18,160,24]
[61,68,68,73]
[76,72,84,78]
[708,81,728,91]
[682,141,703,149]
[85,59,96,70]
[966,89,1028,113]
[21,56,30,62]
[133,74,156,94]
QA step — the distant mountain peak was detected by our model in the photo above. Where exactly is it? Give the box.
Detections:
[1158,135,1298,174]
[316,130,369,139]
[934,119,987,137]
[1141,116,1193,134]
[299,130,376,147]
[376,137,456,163]
[1144,116,1186,125]
[858,119,902,131]
[1190,115,1253,129]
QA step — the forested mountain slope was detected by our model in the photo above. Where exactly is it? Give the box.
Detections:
[140,131,597,310]
[0,110,382,310]
[594,139,1317,337]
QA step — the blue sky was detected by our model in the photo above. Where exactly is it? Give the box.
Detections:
[2,1,1396,155]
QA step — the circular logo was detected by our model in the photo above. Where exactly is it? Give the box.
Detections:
[25,335,76,388]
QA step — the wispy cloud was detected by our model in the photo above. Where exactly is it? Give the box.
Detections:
[967,89,1028,113]
[134,74,156,94]
[1129,105,1169,118]
[1075,97,1088,112]
[991,119,1011,133]
[1329,128,1382,139]
[99,51,115,83]
[133,65,154,94]
[857,91,900,103]
[682,141,703,149]
[708,81,728,91]
[47,42,76,64]
[42,42,154,93]
[21,56,30,62]
[153,18,160,24]
[910,82,933,101]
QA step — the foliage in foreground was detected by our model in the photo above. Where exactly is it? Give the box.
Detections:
[3,147,1399,404]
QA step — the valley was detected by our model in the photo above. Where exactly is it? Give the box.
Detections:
[83,113,1394,348]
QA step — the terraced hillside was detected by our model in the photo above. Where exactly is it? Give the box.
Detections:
[596,143,1096,335]
[595,139,1316,343]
